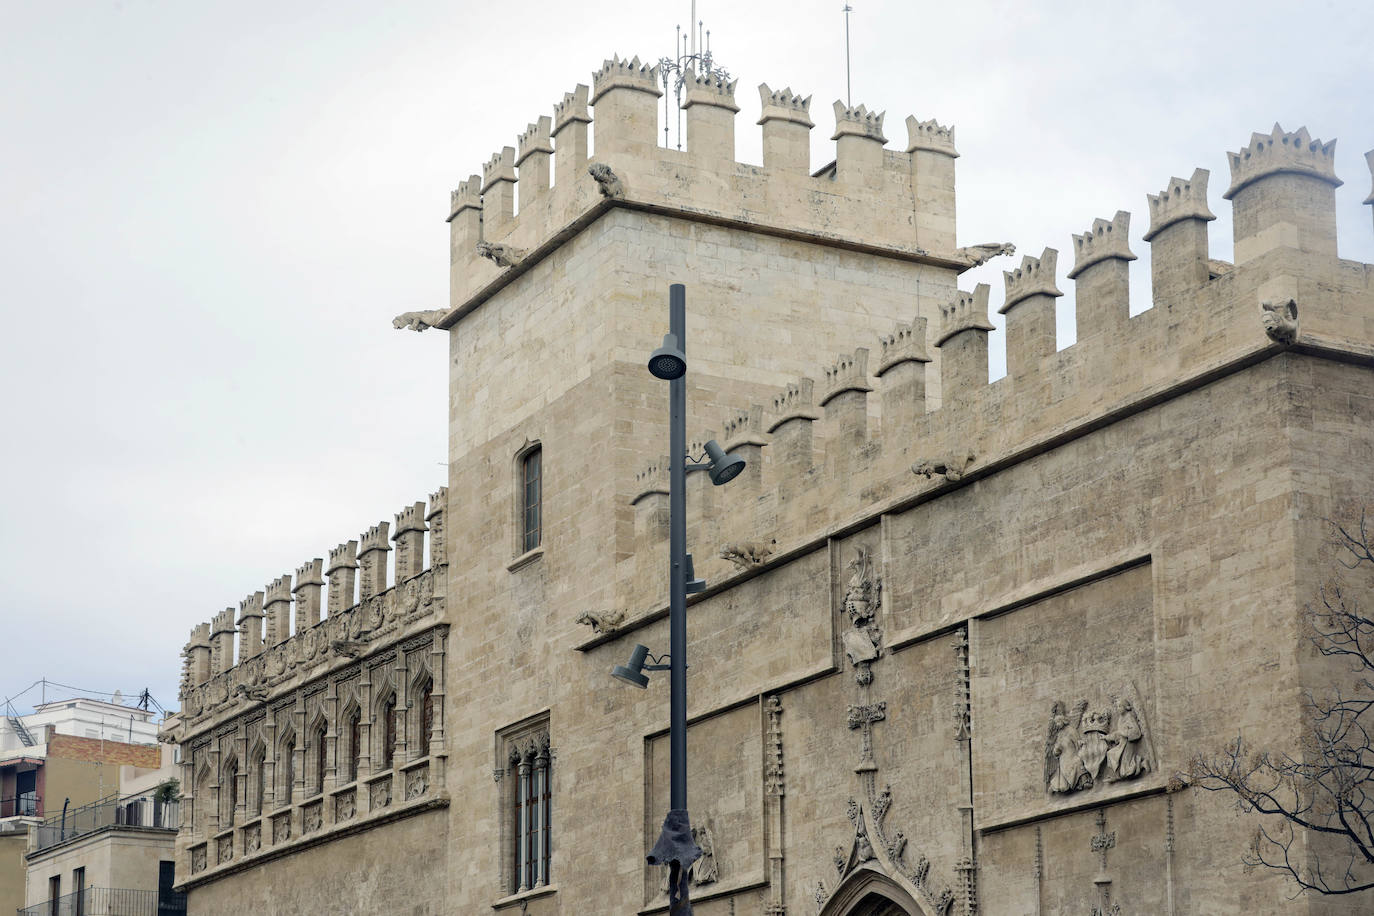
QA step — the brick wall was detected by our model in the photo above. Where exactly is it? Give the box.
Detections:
[47,735,160,769]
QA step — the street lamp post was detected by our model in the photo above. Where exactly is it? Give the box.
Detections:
[626,283,745,915]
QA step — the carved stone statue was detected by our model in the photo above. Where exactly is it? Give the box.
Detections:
[1046,700,1089,794]
[391,309,447,332]
[912,452,976,482]
[1261,298,1299,345]
[719,539,775,569]
[1105,696,1149,780]
[330,638,367,659]
[692,824,718,884]
[588,162,624,198]
[953,242,1016,267]
[232,684,268,703]
[574,610,625,635]
[841,546,883,683]
[475,240,527,268]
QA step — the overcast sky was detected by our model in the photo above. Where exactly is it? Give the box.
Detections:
[1,0,1369,720]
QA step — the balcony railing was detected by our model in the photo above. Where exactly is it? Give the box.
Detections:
[17,887,186,916]
[32,794,179,853]
[0,793,39,818]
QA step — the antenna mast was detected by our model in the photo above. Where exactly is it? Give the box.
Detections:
[843,4,854,106]
[659,2,731,151]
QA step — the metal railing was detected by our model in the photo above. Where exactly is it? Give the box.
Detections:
[32,794,179,853]
[0,793,39,818]
[17,887,186,916]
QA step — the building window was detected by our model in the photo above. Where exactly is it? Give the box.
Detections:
[251,746,266,815]
[521,446,542,553]
[73,867,85,916]
[346,709,361,783]
[500,724,551,894]
[380,694,398,771]
[421,682,435,753]
[223,758,238,828]
[48,876,60,916]
[313,721,328,797]
[280,736,295,806]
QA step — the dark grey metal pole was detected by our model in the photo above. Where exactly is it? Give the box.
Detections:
[668,282,688,814]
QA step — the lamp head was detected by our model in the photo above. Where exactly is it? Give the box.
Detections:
[703,439,747,486]
[684,553,706,594]
[611,644,652,689]
[648,334,687,381]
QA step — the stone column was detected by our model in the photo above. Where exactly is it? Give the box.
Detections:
[210,608,237,674]
[1144,169,1215,305]
[832,101,885,185]
[682,69,738,161]
[425,488,448,570]
[237,592,265,659]
[263,575,292,647]
[357,522,391,600]
[516,116,553,214]
[1223,123,1341,265]
[876,316,931,435]
[552,85,591,194]
[392,503,428,584]
[590,55,662,158]
[935,285,995,410]
[293,559,324,631]
[326,541,359,614]
[447,175,482,265]
[481,147,517,234]
[907,115,958,251]
[1068,211,1136,344]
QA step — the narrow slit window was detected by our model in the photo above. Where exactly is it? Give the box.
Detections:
[522,447,542,553]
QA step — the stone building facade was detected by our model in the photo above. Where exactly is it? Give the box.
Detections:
[164,54,1374,915]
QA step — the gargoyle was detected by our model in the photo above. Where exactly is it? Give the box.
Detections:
[475,240,527,268]
[232,684,269,703]
[953,242,1016,267]
[912,452,976,482]
[392,309,447,332]
[575,610,626,635]
[330,638,368,659]
[1260,298,1299,345]
[719,539,776,569]
[588,162,624,198]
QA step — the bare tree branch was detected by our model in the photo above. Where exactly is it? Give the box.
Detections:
[1188,507,1374,895]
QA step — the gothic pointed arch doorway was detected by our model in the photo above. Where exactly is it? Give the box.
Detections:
[818,865,927,916]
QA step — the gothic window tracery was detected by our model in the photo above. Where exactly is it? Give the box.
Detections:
[506,729,552,893]
[279,733,296,806]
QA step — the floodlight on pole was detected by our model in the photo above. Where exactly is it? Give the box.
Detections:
[611,644,669,689]
[648,334,687,380]
[702,439,746,486]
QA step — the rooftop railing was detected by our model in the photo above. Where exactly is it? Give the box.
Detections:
[17,886,186,916]
[32,793,179,853]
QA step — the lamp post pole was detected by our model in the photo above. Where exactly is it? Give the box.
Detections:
[668,282,689,818]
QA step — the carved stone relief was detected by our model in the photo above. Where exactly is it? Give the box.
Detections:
[841,546,883,686]
[588,162,624,198]
[272,813,290,843]
[406,765,430,800]
[719,539,776,569]
[475,241,527,268]
[371,776,393,809]
[392,309,447,332]
[952,242,1016,267]
[658,822,719,895]
[912,453,976,482]
[1045,685,1154,795]
[1260,298,1299,344]
[336,790,356,822]
[575,610,626,635]
[302,803,322,834]
[217,834,233,864]
[191,845,207,874]
[244,823,261,854]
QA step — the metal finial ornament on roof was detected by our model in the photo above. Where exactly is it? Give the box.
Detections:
[658,2,733,150]
[843,4,854,106]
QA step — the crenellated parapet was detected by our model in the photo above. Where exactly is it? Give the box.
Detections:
[1069,211,1136,340]
[1000,249,1062,378]
[176,490,447,733]
[516,116,555,211]
[905,116,957,158]
[264,576,292,647]
[683,68,739,161]
[936,286,994,409]
[481,146,519,231]
[358,522,392,600]
[591,55,662,158]
[1224,124,1342,263]
[426,488,448,571]
[1144,169,1215,301]
[767,377,820,471]
[832,101,887,183]
[757,84,813,173]
[877,317,931,434]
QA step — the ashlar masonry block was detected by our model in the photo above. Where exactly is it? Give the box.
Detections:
[682,69,738,161]
[1144,168,1215,303]
[1224,123,1341,264]
[1000,248,1062,379]
[935,284,994,409]
[757,84,813,173]
[1068,210,1136,342]
[832,101,886,184]
[876,316,931,435]
[591,55,662,158]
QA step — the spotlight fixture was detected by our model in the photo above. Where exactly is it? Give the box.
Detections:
[647,334,687,380]
[703,439,747,486]
[611,644,670,689]
[684,553,706,594]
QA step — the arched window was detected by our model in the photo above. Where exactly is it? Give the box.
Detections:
[346,709,361,784]
[380,694,398,771]
[194,764,212,835]
[313,720,328,796]
[223,758,239,827]
[251,745,266,816]
[421,682,435,753]
[280,735,295,806]
[521,445,542,553]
